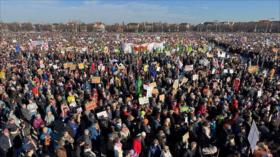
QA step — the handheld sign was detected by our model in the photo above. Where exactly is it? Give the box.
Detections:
[247,121,260,152]
[85,101,97,111]
[97,111,108,119]
[139,97,149,105]
[159,94,165,102]
[192,74,199,81]
[91,77,101,84]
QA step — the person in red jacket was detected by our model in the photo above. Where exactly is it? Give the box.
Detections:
[133,134,142,156]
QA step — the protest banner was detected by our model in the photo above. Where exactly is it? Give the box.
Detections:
[91,77,101,84]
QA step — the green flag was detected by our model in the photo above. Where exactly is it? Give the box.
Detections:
[136,77,142,97]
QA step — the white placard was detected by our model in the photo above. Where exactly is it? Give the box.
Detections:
[192,74,199,81]
[97,111,108,119]
[247,121,259,151]
[139,97,149,105]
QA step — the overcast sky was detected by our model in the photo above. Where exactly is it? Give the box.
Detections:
[0,0,279,24]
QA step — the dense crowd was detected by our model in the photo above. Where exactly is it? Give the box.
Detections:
[0,32,279,157]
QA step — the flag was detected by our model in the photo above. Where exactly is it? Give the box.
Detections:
[15,43,21,53]
[136,77,142,97]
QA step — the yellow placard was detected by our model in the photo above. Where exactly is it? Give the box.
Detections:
[91,77,101,84]
[0,71,5,79]
[248,66,259,74]
[78,63,85,69]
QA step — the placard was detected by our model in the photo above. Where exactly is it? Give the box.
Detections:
[248,121,259,151]
[146,87,153,98]
[173,79,179,89]
[257,90,262,98]
[78,63,85,69]
[248,66,259,74]
[97,111,108,119]
[182,132,189,143]
[139,97,149,105]
[149,82,157,88]
[223,69,229,74]
[0,71,5,79]
[192,74,199,81]
[53,65,58,69]
[159,94,165,102]
[85,101,97,111]
[184,65,193,72]
[91,77,101,84]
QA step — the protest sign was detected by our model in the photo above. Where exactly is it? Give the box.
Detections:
[97,111,108,119]
[78,63,85,69]
[0,71,5,79]
[146,87,153,98]
[257,90,262,98]
[91,77,101,84]
[53,65,58,69]
[192,74,199,81]
[85,100,97,111]
[143,84,149,90]
[182,132,189,143]
[218,51,226,58]
[139,97,149,105]
[159,94,165,102]
[173,79,179,89]
[184,65,193,72]
[248,66,259,74]
[223,69,229,74]
[149,82,157,88]
[247,121,259,151]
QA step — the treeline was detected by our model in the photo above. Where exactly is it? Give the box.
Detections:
[0,21,279,33]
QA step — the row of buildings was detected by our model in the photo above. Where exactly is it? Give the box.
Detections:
[0,21,279,33]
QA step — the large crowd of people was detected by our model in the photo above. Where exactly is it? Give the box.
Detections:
[0,32,279,157]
